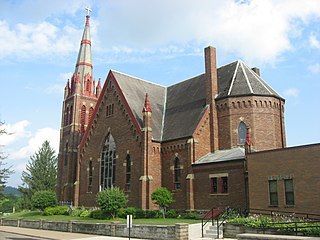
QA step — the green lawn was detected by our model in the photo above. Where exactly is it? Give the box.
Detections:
[3,211,201,225]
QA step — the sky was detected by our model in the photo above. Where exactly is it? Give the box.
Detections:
[0,0,319,187]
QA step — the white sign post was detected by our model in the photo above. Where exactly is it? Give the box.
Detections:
[126,214,132,239]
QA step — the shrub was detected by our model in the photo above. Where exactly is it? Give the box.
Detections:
[96,187,128,219]
[90,209,110,220]
[165,209,178,218]
[145,210,161,219]
[135,208,145,219]
[118,207,138,218]
[80,209,91,217]
[181,211,200,219]
[43,206,68,216]
[31,190,57,211]
[151,187,174,218]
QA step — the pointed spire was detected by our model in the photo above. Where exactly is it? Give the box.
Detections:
[64,79,70,98]
[142,93,152,113]
[96,78,102,98]
[73,9,93,94]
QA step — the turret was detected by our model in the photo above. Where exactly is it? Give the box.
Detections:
[64,79,70,98]
[96,79,102,98]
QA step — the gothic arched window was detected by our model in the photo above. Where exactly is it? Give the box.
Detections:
[174,157,181,190]
[238,121,247,145]
[125,154,131,191]
[69,105,73,125]
[89,107,94,122]
[65,107,69,126]
[64,142,68,166]
[100,134,116,190]
[80,105,86,132]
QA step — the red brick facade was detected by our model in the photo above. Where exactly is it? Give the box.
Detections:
[247,143,320,215]
[58,14,290,211]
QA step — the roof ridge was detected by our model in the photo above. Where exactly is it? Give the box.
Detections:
[168,73,205,88]
[247,67,283,98]
[227,61,240,95]
[110,69,166,88]
[240,62,254,94]
[160,88,168,141]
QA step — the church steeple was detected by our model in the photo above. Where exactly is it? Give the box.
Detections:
[72,8,93,95]
[57,8,99,205]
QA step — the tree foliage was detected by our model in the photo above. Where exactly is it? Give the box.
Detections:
[96,187,128,219]
[31,190,57,211]
[151,187,174,218]
[0,121,14,200]
[20,140,57,209]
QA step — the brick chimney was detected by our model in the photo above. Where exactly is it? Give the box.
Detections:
[251,67,260,76]
[205,46,219,152]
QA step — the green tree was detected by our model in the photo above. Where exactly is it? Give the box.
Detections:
[31,190,57,211]
[0,121,14,200]
[96,187,128,219]
[20,141,57,208]
[151,187,174,218]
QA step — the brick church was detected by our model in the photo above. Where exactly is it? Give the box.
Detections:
[57,12,288,211]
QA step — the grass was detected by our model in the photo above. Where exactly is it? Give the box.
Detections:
[3,211,201,225]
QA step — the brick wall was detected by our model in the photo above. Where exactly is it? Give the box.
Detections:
[192,159,247,210]
[217,96,285,151]
[247,143,320,215]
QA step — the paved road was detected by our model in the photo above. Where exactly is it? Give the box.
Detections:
[0,231,44,240]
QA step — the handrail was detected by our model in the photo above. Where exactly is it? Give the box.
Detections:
[201,208,215,237]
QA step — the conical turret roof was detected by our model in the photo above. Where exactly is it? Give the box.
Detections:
[217,60,283,100]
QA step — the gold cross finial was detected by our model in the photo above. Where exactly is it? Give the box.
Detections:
[85,6,92,16]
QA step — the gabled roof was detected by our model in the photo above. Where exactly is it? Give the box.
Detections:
[162,74,207,141]
[193,147,245,165]
[92,60,283,143]
[217,61,283,100]
[111,71,166,141]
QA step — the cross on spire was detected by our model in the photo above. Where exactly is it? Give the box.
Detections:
[85,6,92,16]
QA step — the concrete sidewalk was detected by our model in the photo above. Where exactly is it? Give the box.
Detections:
[0,226,141,240]
[0,225,237,240]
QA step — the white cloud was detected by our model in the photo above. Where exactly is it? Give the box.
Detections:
[96,0,320,64]
[0,120,30,145]
[308,63,320,74]
[10,127,60,160]
[309,33,320,49]
[283,88,299,97]
[0,20,81,60]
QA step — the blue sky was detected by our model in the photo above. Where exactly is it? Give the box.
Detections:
[0,0,319,187]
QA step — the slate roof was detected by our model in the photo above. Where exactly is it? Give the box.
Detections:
[217,60,283,100]
[193,147,245,165]
[162,74,207,141]
[109,60,282,142]
[112,71,166,141]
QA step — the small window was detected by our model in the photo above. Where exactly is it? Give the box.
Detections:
[106,104,114,117]
[284,179,294,206]
[89,107,94,122]
[210,175,228,194]
[238,121,247,145]
[174,157,181,190]
[65,107,69,126]
[80,105,86,132]
[221,177,228,193]
[125,154,131,191]
[64,143,69,166]
[88,160,93,192]
[269,180,278,206]
[69,105,73,125]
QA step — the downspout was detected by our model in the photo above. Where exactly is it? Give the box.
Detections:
[279,99,284,148]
